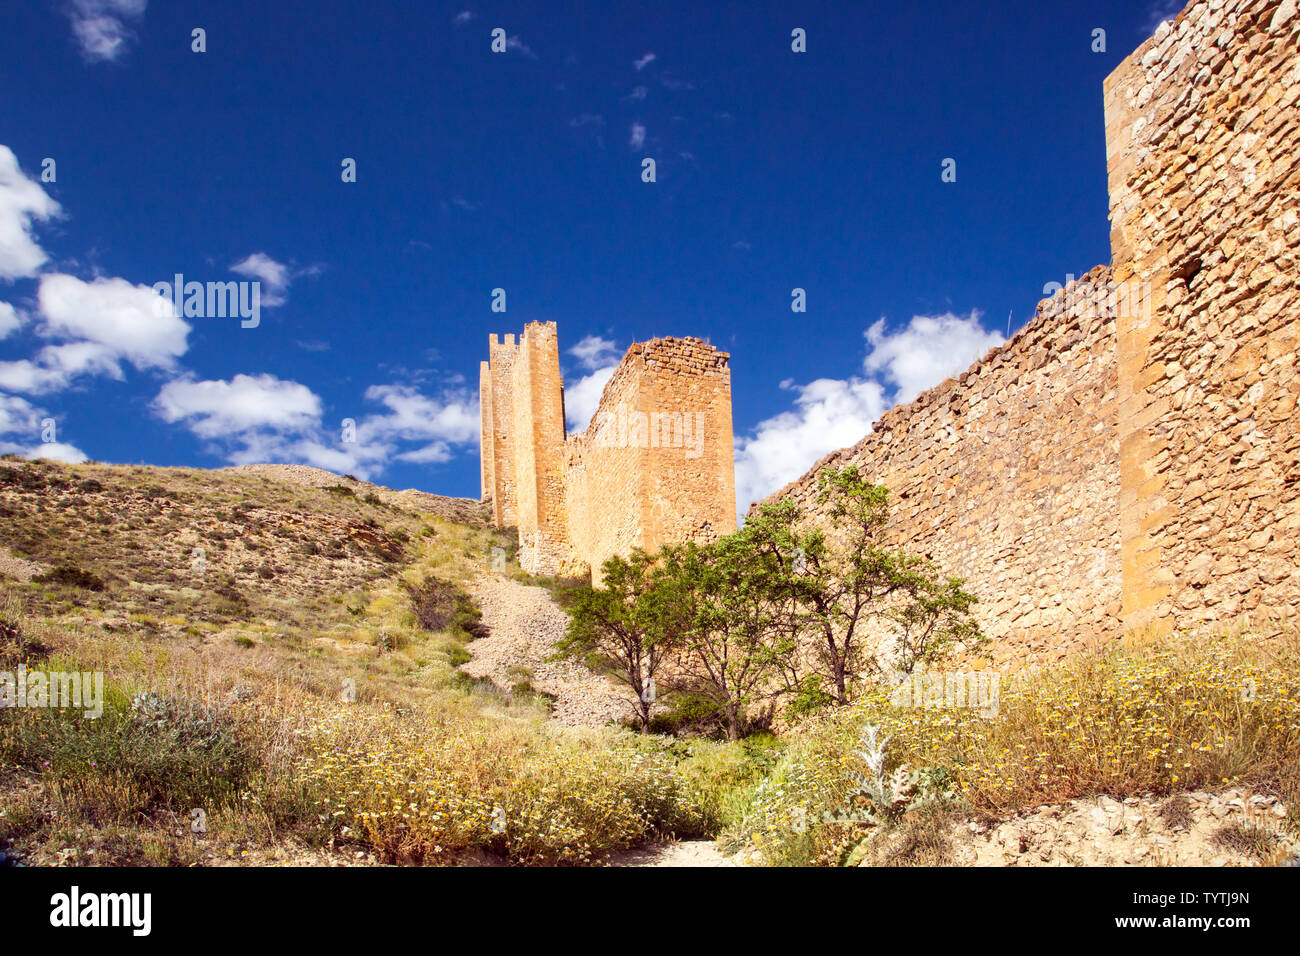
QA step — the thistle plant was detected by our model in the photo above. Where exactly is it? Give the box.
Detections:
[821,722,952,828]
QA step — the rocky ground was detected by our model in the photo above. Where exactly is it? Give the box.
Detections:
[0,546,41,582]
[464,573,638,727]
[227,464,490,525]
[949,789,1297,866]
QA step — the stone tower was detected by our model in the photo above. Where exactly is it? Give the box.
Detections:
[480,322,737,581]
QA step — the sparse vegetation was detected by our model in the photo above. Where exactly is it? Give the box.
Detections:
[727,629,1300,865]
[2,457,1297,868]
[556,466,984,739]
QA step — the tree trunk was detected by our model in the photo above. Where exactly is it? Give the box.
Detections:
[726,704,740,742]
[834,663,848,705]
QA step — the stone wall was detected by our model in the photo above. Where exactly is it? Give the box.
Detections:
[477,0,1297,650]
[1105,0,1300,635]
[510,322,573,575]
[761,0,1299,659]
[762,269,1124,664]
[481,324,737,581]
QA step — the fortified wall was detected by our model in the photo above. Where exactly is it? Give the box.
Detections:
[764,0,1299,661]
[764,269,1126,663]
[1105,0,1299,635]
[480,322,737,580]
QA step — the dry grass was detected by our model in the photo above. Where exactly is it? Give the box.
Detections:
[732,627,1300,865]
[0,458,716,866]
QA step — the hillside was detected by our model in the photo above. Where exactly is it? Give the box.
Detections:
[0,456,713,866]
[2,456,1298,869]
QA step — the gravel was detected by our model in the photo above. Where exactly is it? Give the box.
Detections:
[465,574,638,727]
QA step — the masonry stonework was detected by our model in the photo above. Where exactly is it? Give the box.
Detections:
[480,322,737,581]
[763,269,1125,664]
[763,0,1299,661]
[1104,0,1300,635]
[476,0,1295,655]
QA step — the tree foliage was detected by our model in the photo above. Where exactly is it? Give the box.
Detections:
[554,467,985,738]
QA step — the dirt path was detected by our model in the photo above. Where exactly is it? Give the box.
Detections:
[464,574,638,727]
[609,841,738,867]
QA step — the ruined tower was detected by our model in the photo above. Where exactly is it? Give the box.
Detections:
[480,321,737,581]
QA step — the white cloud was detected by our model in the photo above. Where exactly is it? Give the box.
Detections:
[629,122,646,149]
[0,359,70,393]
[734,310,1004,513]
[863,311,1003,404]
[229,252,303,307]
[565,366,615,433]
[634,52,656,70]
[733,377,887,514]
[563,336,621,432]
[624,85,647,102]
[25,441,88,463]
[39,273,190,368]
[0,146,61,281]
[66,0,148,63]
[154,374,321,439]
[0,301,21,338]
[0,393,39,435]
[1,146,199,397]
[153,374,479,480]
[452,10,475,25]
[0,274,191,394]
[0,393,87,462]
[569,334,618,370]
[361,383,479,449]
[506,36,537,59]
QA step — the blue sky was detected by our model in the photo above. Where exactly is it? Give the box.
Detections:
[1,0,1178,509]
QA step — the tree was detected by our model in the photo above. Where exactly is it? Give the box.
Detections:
[557,466,986,734]
[743,466,984,705]
[724,498,827,712]
[656,537,788,741]
[881,561,983,675]
[552,548,678,732]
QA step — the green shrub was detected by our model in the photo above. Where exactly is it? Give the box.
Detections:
[34,565,105,591]
[0,689,256,823]
[407,577,487,639]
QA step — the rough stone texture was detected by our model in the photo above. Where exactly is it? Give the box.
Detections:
[762,270,1124,664]
[484,334,520,528]
[481,322,737,582]
[1104,0,1300,636]
[764,0,1298,659]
